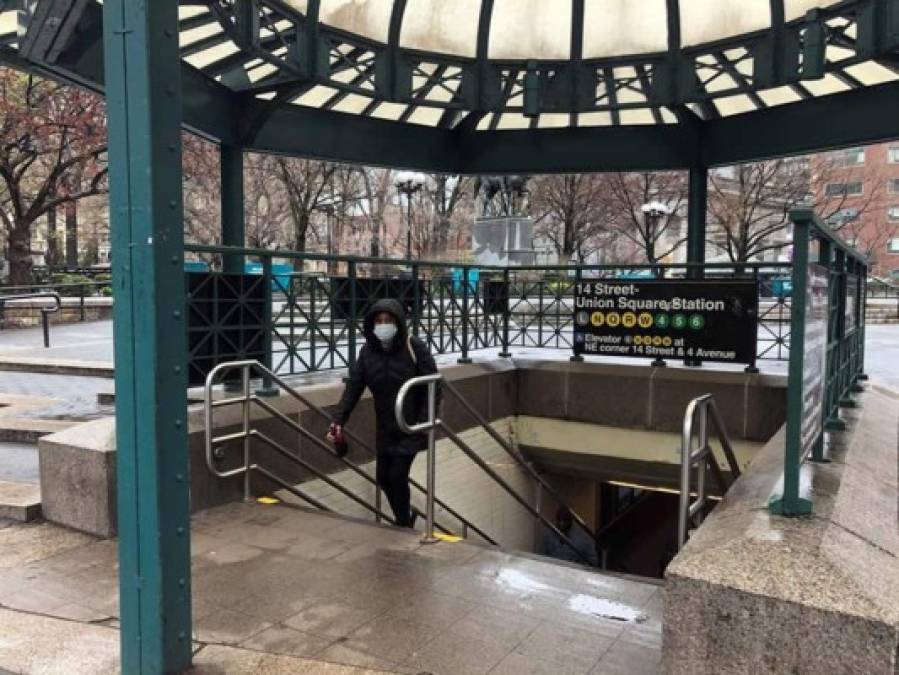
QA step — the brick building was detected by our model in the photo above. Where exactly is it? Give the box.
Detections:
[818,142,899,279]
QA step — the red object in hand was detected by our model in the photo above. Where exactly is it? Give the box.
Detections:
[328,423,349,458]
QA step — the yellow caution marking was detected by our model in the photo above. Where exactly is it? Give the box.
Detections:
[256,496,280,505]
[434,532,462,543]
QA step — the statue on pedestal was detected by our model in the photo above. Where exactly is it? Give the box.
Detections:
[473,175,530,218]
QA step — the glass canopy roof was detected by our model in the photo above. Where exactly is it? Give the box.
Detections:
[0,0,897,142]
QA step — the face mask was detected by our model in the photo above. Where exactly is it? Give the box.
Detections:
[374,323,397,343]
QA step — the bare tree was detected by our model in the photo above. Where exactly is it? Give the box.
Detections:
[707,155,886,263]
[606,172,688,265]
[0,68,108,283]
[707,161,809,263]
[530,173,613,264]
[425,174,472,256]
[276,157,338,255]
[356,167,393,258]
[244,153,291,250]
[181,133,221,246]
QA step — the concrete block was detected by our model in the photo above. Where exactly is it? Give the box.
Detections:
[663,387,899,674]
[38,418,117,538]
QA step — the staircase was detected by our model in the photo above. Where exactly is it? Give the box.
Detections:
[203,360,600,567]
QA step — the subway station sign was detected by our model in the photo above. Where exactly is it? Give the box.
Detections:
[573,280,759,365]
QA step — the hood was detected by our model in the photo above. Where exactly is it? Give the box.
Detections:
[363,298,409,350]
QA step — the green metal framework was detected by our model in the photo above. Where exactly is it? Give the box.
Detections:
[770,209,867,516]
[186,243,794,377]
[0,1,887,672]
[2,1,899,173]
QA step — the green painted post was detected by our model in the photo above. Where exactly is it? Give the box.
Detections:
[854,256,869,385]
[458,265,472,364]
[499,268,512,358]
[411,263,421,338]
[221,144,245,275]
[686,166,708,277]
[347,260,358,377]
[769,216,813,516]
[256,256,277,396]
[103,1,193,672]
[570,266,584,363]
[685,166,707,368]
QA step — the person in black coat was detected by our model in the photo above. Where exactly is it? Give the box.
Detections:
[327,298,441,527]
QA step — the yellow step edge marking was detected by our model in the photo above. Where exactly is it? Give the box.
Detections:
[256,496,280,505]
[434,532,462,543]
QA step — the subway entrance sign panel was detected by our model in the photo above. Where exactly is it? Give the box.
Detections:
[573,280,758,365]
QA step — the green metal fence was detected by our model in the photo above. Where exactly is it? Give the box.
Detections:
[185,243,795,379]
[770,210,868,516]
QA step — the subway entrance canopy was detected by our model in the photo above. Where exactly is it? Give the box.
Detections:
[2,0,899,172]
[0,1,896,674]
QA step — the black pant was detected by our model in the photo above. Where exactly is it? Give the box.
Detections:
[376,453,415,527]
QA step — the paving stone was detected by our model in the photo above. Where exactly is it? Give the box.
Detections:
[239,624,335,659]
[402,629,508,675]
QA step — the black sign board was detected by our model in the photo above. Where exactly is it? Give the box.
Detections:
[573,280,759,365]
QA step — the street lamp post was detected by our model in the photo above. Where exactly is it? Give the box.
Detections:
[313,202,337,275]
[641,201,672,279]
[395,171,426,260]
[641,201,672,368]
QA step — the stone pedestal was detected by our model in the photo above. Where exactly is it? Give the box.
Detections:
[38,418,117,538]
[472,216,536,266]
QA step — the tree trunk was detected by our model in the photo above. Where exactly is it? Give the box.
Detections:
[46,207,58,270]
[65,202,78,269]
[8,222,34,285]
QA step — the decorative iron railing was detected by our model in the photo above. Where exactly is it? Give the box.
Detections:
[184,243,799,380]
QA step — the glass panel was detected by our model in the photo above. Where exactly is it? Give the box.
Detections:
[680,0,770,48]
[783,0,842,21]
[489,0,572,60]
[583,0,668,58]
[401,0,480,57]
[317,0,394,44]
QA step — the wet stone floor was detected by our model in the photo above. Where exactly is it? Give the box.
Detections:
[0,501,662,674]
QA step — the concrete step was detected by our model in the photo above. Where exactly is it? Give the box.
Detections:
[0,480,41,522]
[0,418,72,443]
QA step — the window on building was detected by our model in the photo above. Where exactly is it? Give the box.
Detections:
[825,207,860,226]
[889,146,899,163]
[889,207,899,221]
[889,238,899,253]
[831,147,865,167]
[890,179,899,194]
[825,182,863,197]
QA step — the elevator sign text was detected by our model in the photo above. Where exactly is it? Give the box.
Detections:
[573,280,758,365]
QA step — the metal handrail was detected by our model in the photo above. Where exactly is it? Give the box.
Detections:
[677,394,742,549]
[203,360,494,542]
[396,373,599,566]
[0,292,61,346]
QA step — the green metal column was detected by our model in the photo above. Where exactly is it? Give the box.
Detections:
[685,166,708,368]
[686,166,708,276]
[103,1,193,673]
[221,144,245,274]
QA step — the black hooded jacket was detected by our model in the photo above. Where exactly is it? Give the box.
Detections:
[333,298,441,455]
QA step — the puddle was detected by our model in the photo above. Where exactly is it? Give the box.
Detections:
[495,568,550,594]
[568,594,647,623]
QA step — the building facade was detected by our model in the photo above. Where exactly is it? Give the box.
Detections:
[817,143,899,279]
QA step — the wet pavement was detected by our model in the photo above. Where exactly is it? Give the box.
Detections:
[0,320,113,363]
[0,443,38,484]
[0,501,662,675]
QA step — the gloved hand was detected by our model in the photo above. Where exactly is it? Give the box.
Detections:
[327,423,349,458]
